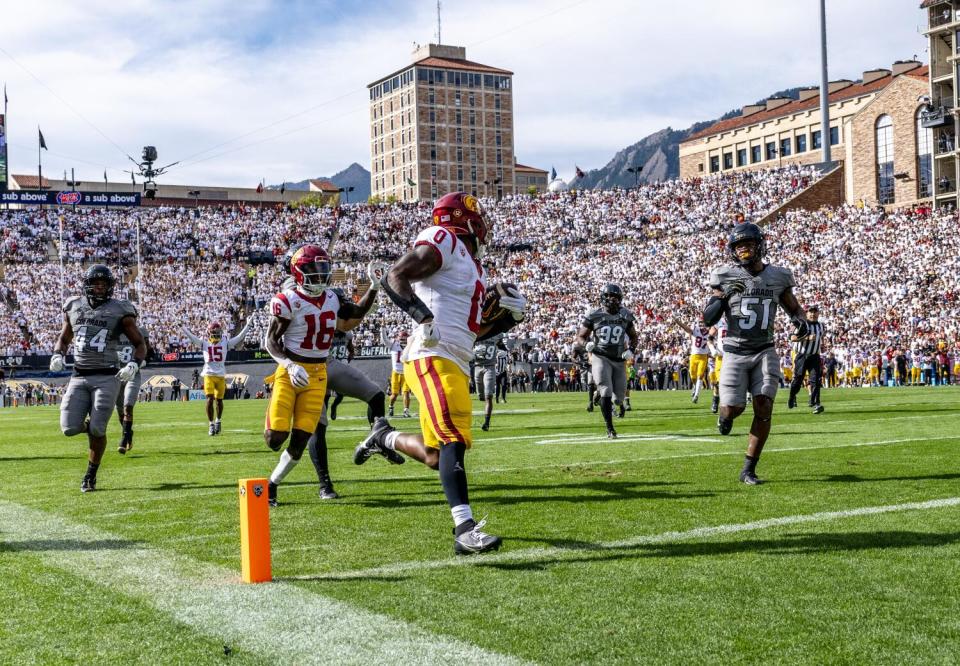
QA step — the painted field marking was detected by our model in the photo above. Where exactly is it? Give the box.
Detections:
[297,496,960,582]
[0,500,529,666]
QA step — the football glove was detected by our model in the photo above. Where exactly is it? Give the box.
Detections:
[721,279,746,300]
[585,341,596,353]
[366,261,390,289]
[792,317,810,339]
[622,350,634,361]
[116,361,140,383]
[499,293,527,321]
[49,353,65,372]
[420,321,440,347]
[284,361,310,388]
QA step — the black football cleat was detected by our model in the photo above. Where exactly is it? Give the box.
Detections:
[268,481,279,507]
[388,406,394,417]
[80,476,97,493]
[353,417,405,465]
[117,439,127,455]
[618,403,625,418]
[711,396,719,414]
[739,470,763,485]
[318,484,339,500]
[208,423,216,437]
[454,519,502,555]
[717,417,733,435]
[787,396,797,409]
[607,429,618,439]
[481,422,490,432]
[330,402,338,421]
[812,404,825,414]
[586,402,594,412]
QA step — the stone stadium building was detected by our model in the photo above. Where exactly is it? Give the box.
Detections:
[679,61,931,209]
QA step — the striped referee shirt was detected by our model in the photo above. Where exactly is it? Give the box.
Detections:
[792,321,825,356]
[496,351,509,375]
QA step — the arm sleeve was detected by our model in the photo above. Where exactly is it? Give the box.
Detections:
[702,296,726,327]
[228,320,252,349]
[182,329,203,345]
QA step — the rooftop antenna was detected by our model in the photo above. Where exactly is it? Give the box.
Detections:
[437,0,441,44]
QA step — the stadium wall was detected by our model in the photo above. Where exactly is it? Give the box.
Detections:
[757,163,845,226]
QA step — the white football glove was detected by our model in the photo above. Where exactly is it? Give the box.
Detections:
[285,361,310,388]
[116,361,140,383]
[420,321,440,347]
[49,353,65,372]
[585,341,596,353]
[366,261,390,288]
[499,293,527,321]
[622,350,634,361]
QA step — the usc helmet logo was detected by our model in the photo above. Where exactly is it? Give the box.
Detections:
[463,194,479,213]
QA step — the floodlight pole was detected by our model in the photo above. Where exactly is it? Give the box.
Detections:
[819,0,832,165]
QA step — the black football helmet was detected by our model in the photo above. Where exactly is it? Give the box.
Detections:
[600,283,623,313]
[281,243,307,275]
[727,222,765,266]
[84,264,116,307]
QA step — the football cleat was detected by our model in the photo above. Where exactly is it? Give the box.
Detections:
[388,406,394,417]
[454,519,502,555]
[80,476,97,493]
[812,404,825,414]
[481,422,490,432]
[268,482,278,507]
[618,403,625,419]
[586,401,594,412]
[711,396,720,414]
[319,484,339,500]
[787,396,797,409]
[739,470,763,485]
[330,402,339,421]
[402,408,411,418]
[353,417,405,465]
[717,417,733,436]
[214,421,222,435]
[208,423,216,436]
[607,429,617,439]
[117,440,127,455]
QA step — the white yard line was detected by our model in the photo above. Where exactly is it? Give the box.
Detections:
[0,500,529,666]
[296,496,960,582]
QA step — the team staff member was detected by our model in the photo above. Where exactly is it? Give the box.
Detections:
[787,304,825,413]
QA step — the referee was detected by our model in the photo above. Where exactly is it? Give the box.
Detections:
[788,304,825,413]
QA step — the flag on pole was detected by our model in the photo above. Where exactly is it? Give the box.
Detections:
[103,169,108,184]
[280,182,286,195]
[39,128,48,150]
[550,166,557,181]
[574,165,585,179]
[406,177,416,187]
[256,182,264,194]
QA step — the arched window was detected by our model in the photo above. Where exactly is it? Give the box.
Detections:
[916,108,933,198]
[876,115,895,204]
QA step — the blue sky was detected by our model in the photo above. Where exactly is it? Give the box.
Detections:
[1,0,928,186]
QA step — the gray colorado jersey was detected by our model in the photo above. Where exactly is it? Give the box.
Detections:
[472,334,502,368]
[64,296,138,370]
[329,330,352,361]
[116,330,148,365]
[582,308,636,361]
[709,264,795,355]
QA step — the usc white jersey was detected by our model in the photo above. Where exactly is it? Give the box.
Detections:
[690,323,711,355]
[390,342,404,373]
[200,340,230,377]
[712,318,728,358]
[403,225,486,374]
[269,287,341,360]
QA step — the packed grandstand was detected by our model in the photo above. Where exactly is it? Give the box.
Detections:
[1,163,956,378]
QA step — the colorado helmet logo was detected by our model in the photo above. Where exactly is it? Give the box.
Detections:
[57,191,82,205]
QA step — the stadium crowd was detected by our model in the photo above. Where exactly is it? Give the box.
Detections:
[2,164,958,377]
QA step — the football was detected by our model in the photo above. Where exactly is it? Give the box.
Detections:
[481,282,521,323]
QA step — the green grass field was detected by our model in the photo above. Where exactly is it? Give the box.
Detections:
[2,386,960,664]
